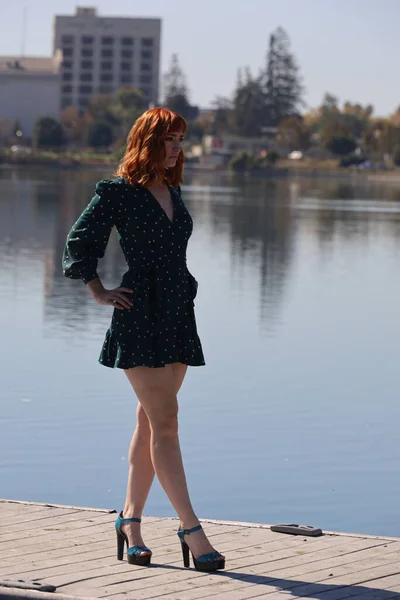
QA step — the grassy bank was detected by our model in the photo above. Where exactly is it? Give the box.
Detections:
[1,149,400,184]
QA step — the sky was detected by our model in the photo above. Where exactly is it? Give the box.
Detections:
[1,0,399,117]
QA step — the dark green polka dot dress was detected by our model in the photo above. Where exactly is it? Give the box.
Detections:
[62,177,205,369]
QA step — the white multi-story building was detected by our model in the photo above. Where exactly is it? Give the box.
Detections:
[0,56,61,138]
[53,7,161,111]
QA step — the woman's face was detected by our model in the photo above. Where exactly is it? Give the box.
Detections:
[164,130,184,168]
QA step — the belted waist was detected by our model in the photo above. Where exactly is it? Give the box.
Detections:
[121,263,190,308]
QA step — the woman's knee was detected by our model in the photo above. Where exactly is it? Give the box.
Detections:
[148,396,179,437]
[135,403,151,440]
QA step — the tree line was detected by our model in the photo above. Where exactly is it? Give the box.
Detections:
[19,26,400,164]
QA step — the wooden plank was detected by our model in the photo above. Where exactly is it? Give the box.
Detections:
[92,536,378,598]
[100,542,398,600]
[0,499,115,513]
[0,504,54,518]
[41,531,336,592]
[2,501,400,600]
[292,575,400,600]
[190,561,400,600]
[0,512,115,545]
[0,508,92,531]
[0,520,171,561]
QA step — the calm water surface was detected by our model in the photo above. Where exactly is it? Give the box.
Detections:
[1,168,400,536]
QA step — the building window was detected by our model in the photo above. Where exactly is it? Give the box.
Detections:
[100,73,113,82]
[141,50,152,60]
[62,47,74,57]
[121,37,134,46]
[98,85,113,93]
[141,87,151,97]
[140,75,152,84]
[102,36,114,45]
[81,60,93,70]
[101,48,113,58]
[79,97,89,107]
[101,61,112,70]
[142,38,153,47]
[141,62,152,72]
[120,74,132,84]
[61,97,73,108]
[79,85,93,94]
[62,72,73,81]
[120,62,132,72]
[121,49,133,59]
[82,36,94,45]
[62,84,73,93]
[81,48,93,57]
[62,60,73,69]
[80,73,93,82]
[61,35,74,45]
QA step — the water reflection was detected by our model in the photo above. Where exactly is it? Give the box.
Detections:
[2,169,400,336]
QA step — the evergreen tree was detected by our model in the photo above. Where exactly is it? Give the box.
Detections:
[87,121,114,148]
[32,116,64,148]
[163,54,198,120]
[233,68,265,137]
[263,27,304,126]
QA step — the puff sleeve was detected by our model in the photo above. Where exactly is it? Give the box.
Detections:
[62,180,118,284]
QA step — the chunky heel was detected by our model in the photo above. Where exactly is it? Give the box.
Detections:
[116,530,125,561]
[180,538,190,568]
[177,524,225,572]
[115,512,152,566]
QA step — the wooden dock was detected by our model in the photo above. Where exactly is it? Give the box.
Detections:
[1,500,400,600]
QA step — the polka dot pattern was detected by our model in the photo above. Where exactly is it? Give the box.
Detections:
[62,177,205,369]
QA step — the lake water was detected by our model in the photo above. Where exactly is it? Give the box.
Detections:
[1,167,400,537]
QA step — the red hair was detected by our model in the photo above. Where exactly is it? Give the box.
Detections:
[115,107,187,187]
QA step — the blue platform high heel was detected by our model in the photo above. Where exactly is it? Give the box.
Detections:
[178,524,225,572]
[115,512,152,566]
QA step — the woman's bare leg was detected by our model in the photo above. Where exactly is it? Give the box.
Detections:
[124,364,223,560]
[121,363,188,553]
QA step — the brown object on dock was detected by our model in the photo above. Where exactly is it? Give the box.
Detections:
[1,499,400,599]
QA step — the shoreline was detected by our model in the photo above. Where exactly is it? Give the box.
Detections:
[1,161,400,184]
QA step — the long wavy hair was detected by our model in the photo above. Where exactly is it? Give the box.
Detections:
[115,107,187,187]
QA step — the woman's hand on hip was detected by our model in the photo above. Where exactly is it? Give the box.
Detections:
[93,287,134,310]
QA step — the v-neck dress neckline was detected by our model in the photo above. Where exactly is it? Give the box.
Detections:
[145,184,176,225]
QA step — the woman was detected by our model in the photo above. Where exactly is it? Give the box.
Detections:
[62,108,225,572]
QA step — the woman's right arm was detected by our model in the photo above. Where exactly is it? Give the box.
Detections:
[62,180,133,310]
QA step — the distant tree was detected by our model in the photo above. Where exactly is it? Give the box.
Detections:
[265,150,280,165]
[33,117,64,148]
[210,96,233,135]
[117,87,146,111]
[320,93,340,115]
[389,106,400,128]
[164,54,188,99]
[326,135,357,156]
[87,94,120,128]
[230,151,253,172]
[233,68,265,137]
[60,107,90,146]
[263,27,304,126]
[87,121,114,148]
[363,118,400,159]
[342,102,373,140]
[163,54,198,120]
[277,116,310,151]
[392,144,400,166]
[114,88,146,138]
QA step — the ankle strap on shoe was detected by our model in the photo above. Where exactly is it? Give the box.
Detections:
[181,524,202,535]
[120,513,141,523]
